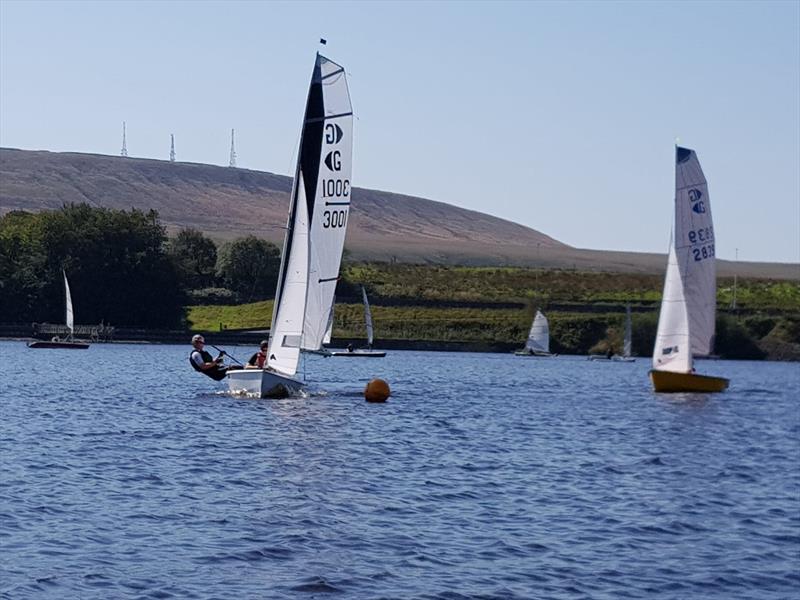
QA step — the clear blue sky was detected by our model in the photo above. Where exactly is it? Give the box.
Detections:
[2,0,798,263]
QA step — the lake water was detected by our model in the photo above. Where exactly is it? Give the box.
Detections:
[1,340,798,599]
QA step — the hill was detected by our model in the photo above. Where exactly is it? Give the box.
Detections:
[1,147,796,279]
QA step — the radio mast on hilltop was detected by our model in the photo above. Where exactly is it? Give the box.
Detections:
[120,122,128,157]
[229,128,237,167]
[170,134,176,162]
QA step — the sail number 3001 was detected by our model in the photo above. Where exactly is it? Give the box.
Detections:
[323,210,348,228]
[321,179,350,198]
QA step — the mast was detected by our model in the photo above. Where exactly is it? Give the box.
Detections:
[170,134,176,162]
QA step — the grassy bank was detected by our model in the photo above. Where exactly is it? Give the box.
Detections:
[186,264,800,360]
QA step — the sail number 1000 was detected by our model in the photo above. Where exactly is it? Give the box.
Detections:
[321,179,350,198]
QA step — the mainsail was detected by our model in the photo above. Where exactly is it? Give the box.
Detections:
[361,286,374,347]
[301,54,354,351]
[652,146,717,373]
[269,53,353,374]
[63,270,74,336]
[526,310,550,354]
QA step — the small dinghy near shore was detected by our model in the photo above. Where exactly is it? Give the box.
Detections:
[28,271,90,350]
[515,309,556,357]
[329,286,386,358]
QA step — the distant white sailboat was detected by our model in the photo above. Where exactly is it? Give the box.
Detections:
[28,270,90,349]
[588,304,635,362]
[649,146,728,393]
[331,286,386,357]
[613,304,635,362]
[227,52,353,397]
[515,309,555,357]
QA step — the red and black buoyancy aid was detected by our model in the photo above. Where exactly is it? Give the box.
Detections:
[190,349,228,381]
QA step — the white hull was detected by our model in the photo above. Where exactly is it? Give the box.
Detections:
[515,350,556,357]
[588,354,635,362]
[330,349,386,358]
[226,368,304,398]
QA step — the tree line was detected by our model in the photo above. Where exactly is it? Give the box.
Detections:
[0,204,281,328]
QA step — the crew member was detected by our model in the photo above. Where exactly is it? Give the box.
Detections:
[189,334,233,381]
[347,343,354,353]
[247,340,269,369]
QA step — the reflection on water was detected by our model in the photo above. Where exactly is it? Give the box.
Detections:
[1,342,798,599]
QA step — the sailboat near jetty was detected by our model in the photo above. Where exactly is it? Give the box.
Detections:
[515,309,555,357]
[227,52,353,397]
[331,286,386,357]
[28,271,90,349]
[649,146,728,393]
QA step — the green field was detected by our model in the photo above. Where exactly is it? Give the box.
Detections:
[187,264,800,359]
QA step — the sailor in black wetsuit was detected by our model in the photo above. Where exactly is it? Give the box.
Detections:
[189,334,233,381]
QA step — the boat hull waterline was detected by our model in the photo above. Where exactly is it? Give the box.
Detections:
[649,370,729,393]
[226,368,305,398]
[330,350,386,358]
[27,340,90,349]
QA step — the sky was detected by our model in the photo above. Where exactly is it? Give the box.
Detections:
[1,0,798,263]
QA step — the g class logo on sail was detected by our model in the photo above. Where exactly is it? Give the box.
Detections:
[325,123,344,145]
[324,151,342,172]
[688,188,706,214]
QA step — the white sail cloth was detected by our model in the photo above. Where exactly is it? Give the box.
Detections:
[64,271,74,335]
[525,310,550,353]
[652,147,717,372]
[362,286,374,346]
[267,174,310,376]
[302,55,354,351]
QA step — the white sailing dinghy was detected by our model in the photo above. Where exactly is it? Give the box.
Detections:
[331,286,386,357]
[515,309,555,357]
[28,270,90,349]
[649,146,728,393]
[588,304,635,362]
[227,52,353,397]
[613,304,635,362]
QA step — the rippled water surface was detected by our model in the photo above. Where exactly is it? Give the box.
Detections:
[1,341,799,599]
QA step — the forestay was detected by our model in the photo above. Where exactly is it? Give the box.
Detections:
[302,54,354,351]
[526,310,550,353]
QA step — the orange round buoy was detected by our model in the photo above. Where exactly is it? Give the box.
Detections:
[364,378,390,402]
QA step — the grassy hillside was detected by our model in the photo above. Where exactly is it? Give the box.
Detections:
[187,264,800,359]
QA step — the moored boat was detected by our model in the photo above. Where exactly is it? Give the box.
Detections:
[28,271,90,350]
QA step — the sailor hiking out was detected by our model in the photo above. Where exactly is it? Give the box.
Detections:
[189,334,235,381]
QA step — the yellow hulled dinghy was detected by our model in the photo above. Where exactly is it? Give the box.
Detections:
[649,146,729,393]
